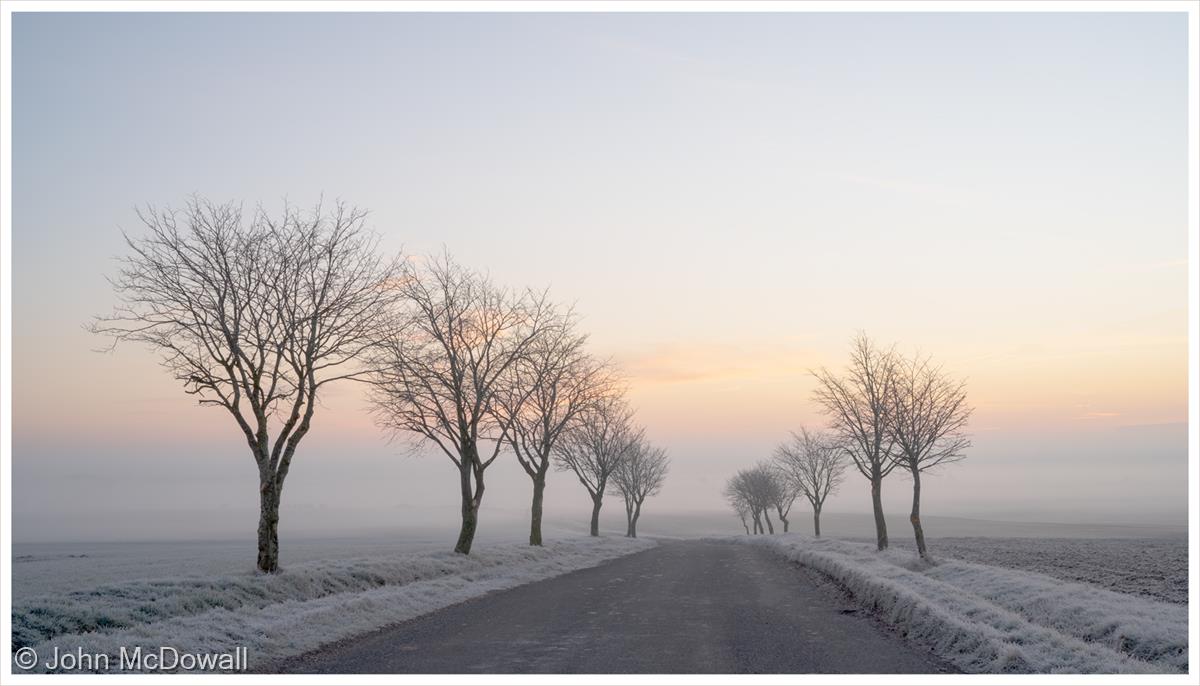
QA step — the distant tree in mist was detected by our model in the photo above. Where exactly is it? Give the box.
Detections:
[727,491,752,535]
[885,352,972,559]
[492,308,612,546]
[555,394,640,536]
[767,465,799,533]
[368,253,555,555]
[773,427,847,537]
[811,334,900,550]
[91,198,401,573]
[725,464,784,535]
[724,475,751,533]
[609,438,670,538]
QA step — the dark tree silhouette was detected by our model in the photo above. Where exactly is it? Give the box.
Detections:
[555,394,639,536]
[774,427,847,537]
[493,308,611,545]
[811,334,899,550]
[369,253,554,554]
[92,197,401,572]
[609,438,670,537]
[885,352,972,559]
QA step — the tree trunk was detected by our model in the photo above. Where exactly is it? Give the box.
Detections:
[589,492,602,536]
[751,509,763,534]
[529,473,546,546]
[740,516,750,535]
[763,508,775,535]
[813,505,821,537]
[871,475,888,550]
[624,496,635,537]
[454,462,483,554]
[630,501,642,538]
[910,466,928,559]
[778,509,789,533]
[256,475,281,573]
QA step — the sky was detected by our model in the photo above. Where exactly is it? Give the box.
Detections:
[9,11,1191,543]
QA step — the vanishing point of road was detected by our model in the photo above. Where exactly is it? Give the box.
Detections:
[278,539,955,674]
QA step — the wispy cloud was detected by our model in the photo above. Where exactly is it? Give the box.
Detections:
[1078,411,1121,420]
[616,339,815,387]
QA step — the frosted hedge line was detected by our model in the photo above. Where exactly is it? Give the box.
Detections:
[14,536,655,673]
[742,535,1186,674]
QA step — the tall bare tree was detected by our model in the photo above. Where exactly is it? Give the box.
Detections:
[811,334,899,550]
[886,353,973,559]
[91,198,401,573]
[554,394,639,536]
[369,253,553,554]
[774,428,847,537]
[492,310,611,545]
[609,439,670,538]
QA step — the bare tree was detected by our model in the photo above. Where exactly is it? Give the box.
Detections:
[811,333,899,550]
[727,473,752,532]
[768,465,798,533]
[885,353,973,559]
[774,428,847,537]
[609,438,670,537]
[492,309,611,546]
[746,477,767,534]
[369,253,554,554]
[554,394,639,536]
[744,471,770,534]
[724,478,754,534]
[750,463,783,534]
[91,198,401,573]
[731,498,752,534]
[726,465,781,534]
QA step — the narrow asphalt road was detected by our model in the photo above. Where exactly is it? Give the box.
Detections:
[277,539,954,674]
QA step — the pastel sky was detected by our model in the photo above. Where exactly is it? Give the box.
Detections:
[10,11,1190,542]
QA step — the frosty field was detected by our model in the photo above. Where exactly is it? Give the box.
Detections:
[747,534,1189,674]
[10,530,1189,675]
[11,535,655,673]
[895,536,1188,605]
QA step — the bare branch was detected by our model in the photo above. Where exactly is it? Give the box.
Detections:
[90,196,402,572]
[367,252,560,553]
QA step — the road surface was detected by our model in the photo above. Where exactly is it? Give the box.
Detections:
[277,539,955,674]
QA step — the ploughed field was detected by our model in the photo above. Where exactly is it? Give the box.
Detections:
[898,536,1187,605]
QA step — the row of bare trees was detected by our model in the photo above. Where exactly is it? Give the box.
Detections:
[774,428,847,537]
[726,335,972,560]
[725,464,782,535]
[554,399,670,539]
[92,198,668,572]
[724,428,847,538]
[813,334,972,558]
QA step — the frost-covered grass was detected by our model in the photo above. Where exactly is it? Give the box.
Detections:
[12,537,454,598]
[742,534,1187,674]
[12,536,655,673]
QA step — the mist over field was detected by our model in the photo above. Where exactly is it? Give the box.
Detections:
[11,419,1188,544]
